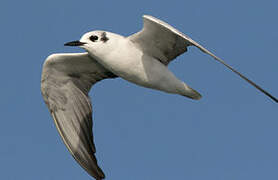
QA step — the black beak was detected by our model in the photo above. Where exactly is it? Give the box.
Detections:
[64,40,86,46]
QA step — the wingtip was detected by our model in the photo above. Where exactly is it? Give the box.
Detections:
[71,151,105,180]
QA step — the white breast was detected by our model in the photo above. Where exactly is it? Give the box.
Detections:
[92,38,185,95]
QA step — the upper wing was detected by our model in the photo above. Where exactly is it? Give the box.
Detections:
[129,15,193,65]
[41,52,117,180]
[129,15,278,103]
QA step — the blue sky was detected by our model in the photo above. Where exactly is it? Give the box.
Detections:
[0,0,277,179]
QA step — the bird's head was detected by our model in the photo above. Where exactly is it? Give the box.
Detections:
[65,30,121,58]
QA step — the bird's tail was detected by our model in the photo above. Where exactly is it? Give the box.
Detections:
[179,83,202,100]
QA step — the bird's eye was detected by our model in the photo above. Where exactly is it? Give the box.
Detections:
[89,35,98,42]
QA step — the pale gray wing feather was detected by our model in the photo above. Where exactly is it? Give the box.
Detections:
[129,15,191,65]
[129,15,278,103]
[41,53,117,180]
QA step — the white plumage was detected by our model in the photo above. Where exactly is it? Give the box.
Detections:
[41,15,277,180]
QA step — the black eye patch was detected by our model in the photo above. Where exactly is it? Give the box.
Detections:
[101,32,109,42]
[89,35,98,42]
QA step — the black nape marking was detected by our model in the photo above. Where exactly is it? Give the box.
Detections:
[100,32,109,42]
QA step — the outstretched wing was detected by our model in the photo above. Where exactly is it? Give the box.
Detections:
[41,53,117,180]
[129,15,278,103]
[129,15,193,65]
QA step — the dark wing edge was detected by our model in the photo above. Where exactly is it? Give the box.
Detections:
[191,42,278,103]
[169,19,278,103]
[131,15,278,103]
[41,53,117,180]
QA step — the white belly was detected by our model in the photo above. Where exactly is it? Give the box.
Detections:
[92,39,185,95]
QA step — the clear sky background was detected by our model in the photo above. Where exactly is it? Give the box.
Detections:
[0,0,277,180]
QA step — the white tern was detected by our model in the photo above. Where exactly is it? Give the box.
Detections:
[41,15,277,180]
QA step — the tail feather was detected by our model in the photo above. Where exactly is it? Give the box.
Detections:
[180,83,202,100]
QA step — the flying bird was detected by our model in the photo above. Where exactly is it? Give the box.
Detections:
[41,15,277,180]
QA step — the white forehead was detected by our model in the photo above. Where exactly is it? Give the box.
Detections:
[81,30,104,39]
[80,31,124,42]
